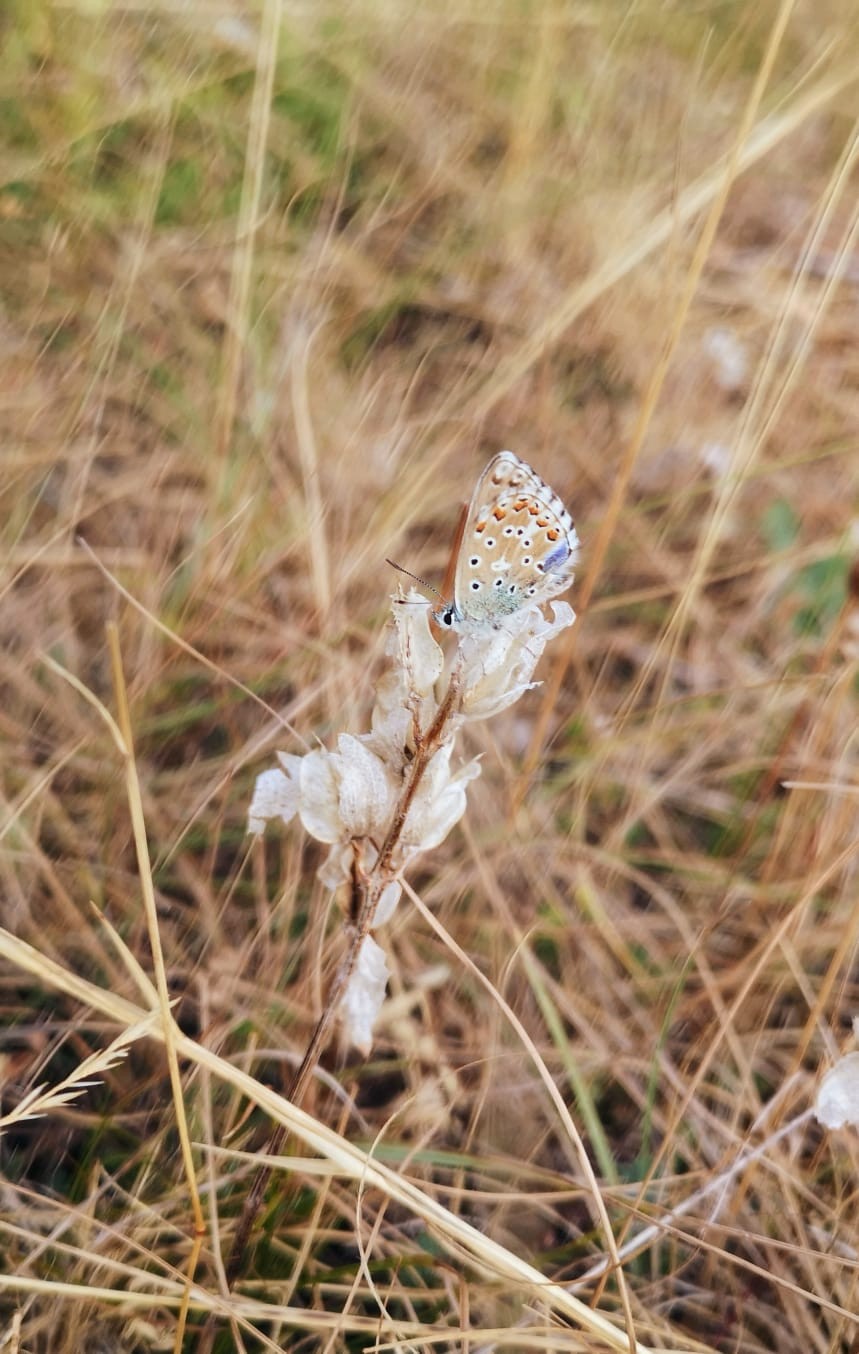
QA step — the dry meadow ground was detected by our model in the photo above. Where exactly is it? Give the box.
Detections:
[2,2,859,1351]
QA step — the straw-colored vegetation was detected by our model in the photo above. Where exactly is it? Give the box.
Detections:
[2,1,858,1350]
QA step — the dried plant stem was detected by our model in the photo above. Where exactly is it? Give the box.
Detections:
[214,0,282,473]
[570,1107,816,1291]
[46,636,208,1354]
[738,588,855,871]
[225,670,462,1287]
[106,628,207,1354]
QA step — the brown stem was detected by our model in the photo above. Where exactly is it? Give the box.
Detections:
[224,666,462,1288]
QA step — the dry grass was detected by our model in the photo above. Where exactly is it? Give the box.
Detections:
[2,1,859,1350]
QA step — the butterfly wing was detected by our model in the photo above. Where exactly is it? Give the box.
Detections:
[453,451,578,625]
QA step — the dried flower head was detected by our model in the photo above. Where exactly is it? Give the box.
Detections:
[815,1017,859,1131]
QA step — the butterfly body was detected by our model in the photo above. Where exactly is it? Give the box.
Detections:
[434,451,579,632]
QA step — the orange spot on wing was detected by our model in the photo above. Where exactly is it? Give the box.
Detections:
[536,516,548,526]
[547,528,559,541]
[475,520,486,533]
[492,506,507,520]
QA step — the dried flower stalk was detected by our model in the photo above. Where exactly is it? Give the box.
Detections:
[228,587,575,1278]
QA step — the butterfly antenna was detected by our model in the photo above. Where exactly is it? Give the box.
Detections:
[385,558,442,600]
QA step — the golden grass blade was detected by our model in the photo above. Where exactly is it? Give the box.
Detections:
[0,923,654,1353]
[523,0,799,783]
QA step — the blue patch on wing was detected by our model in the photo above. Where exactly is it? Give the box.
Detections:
[544,542,571,573]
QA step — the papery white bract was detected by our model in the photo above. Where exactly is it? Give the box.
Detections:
[342,936,390,1056]
[248,767,299,836]
[374,880,402,928]
[815,1050,859,1130]
[369,668,416,764]
[392,591,445,697]
[402,742,481,852]
[290,749,341,844]
[459,600,576,719]
[329,735,398,839]
[248,738,398,849]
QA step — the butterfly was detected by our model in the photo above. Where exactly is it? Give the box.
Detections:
[434,451,579,631]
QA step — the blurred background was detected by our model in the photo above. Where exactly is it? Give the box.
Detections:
[2,2,859,1350]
